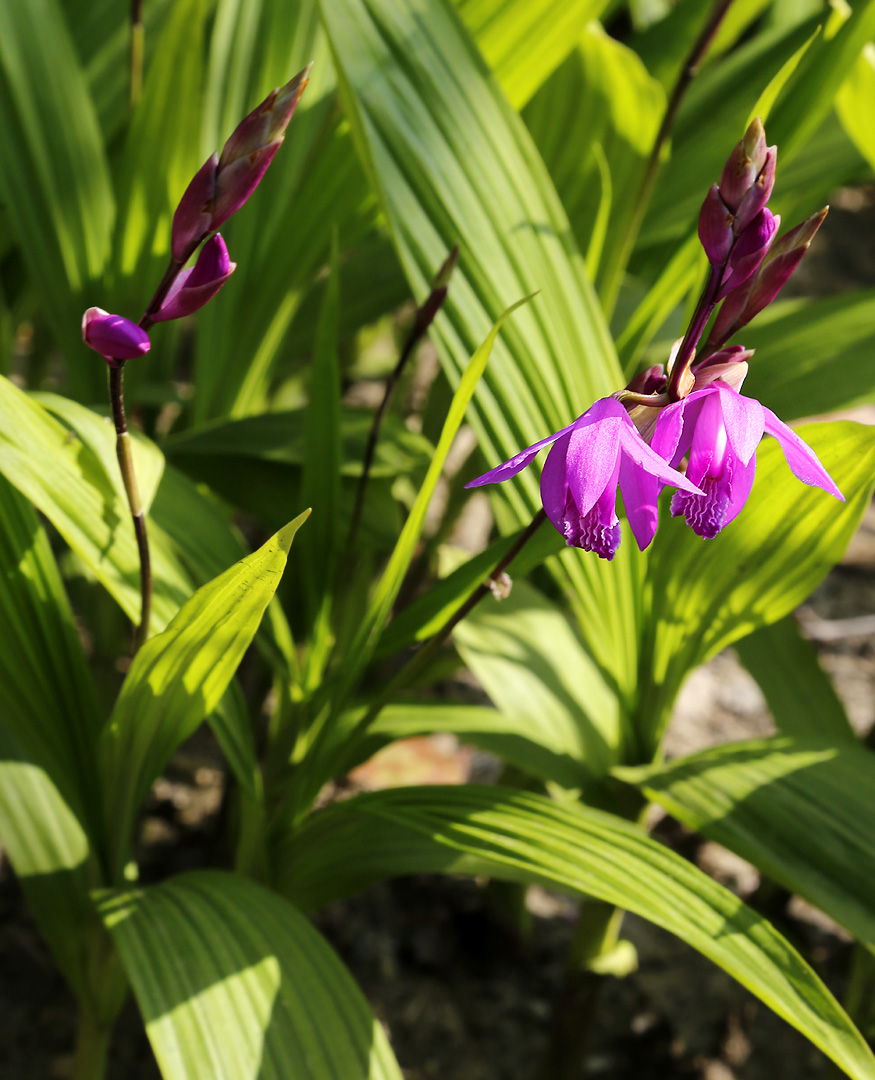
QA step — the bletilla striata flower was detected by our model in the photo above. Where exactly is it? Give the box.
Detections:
[651,362,843,539]
[465,397,702,560]
[82,308,151,365]
[152,235,237,322]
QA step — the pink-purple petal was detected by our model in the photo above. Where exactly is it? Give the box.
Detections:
[465,418,580,488]
[618,456,660,551]
[762,408,844,500]
[565,417,623,516]
[539,435,572,533]
[617,423,703,495]
[722,452,757,527]
[714,384,763,464]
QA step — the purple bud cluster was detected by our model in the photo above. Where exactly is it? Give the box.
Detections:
[82,65,312,367]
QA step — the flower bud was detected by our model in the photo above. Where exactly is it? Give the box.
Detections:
[719,117,768,211]
[169,64,312,264]
[211,63,312,233]
[152,235,237,323]
[717,209,779,299]
[626,363,666,396]
[733,148,776,234]
[82,307,151,365]
[698,184,734,265]
[693,346,753,393]
[412,245,459,337]
[710,208,828,347]
[171,153,219,264]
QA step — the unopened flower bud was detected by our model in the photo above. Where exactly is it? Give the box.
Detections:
[717,209,779,299]
[82,307,151,365]
[211,63,312,233]
[710,208,828,347]
[152,235,237,323]
[412,244,459,337]
[734,148,776,234]
[693,346,753,393]
[626,364,666,396]
[699,184,734,265]
[719,117,768,211]
[170,64,312,263]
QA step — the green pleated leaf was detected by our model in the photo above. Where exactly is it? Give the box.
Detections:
[300,238,342,664]
[100,513,308,876]
[457,0,612,109]
[524,23,665,293]
[0,0,114,400]
[741,292,875,422]
[734,616,855,743]
[836,43,875,173]
[0,478,100,1001]
[319,0,643,700]
[640,422,875,743]
[278,785,875,1080]
[97,870,402,1080]
[453,579,624,787]
[617,737,875,951]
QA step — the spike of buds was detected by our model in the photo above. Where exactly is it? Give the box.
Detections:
[152,234,237,322]
[171,63,313,264]
[709,208,828,348]
[717,209,779,299]
[699,184,735,266]
[82,308,151,366]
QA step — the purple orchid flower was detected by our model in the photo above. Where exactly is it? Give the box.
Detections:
[152,234,236,323]
[82,307,151,366]
[652,380,843,539]
[465,397,703,560]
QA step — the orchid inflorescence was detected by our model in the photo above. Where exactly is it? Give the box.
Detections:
[81,64,311,362]
[466,117,843,560]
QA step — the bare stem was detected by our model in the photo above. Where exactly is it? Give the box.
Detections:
[351,510,547,738]
[110,365,151,650]
[601,0,737,316]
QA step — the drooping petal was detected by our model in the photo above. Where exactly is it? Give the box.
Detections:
[618,456,659,551]
[714,384,764,465]
[565,458,622,560]
[465,416,583,489]
[762,407,844,500]
[539,434,571,532]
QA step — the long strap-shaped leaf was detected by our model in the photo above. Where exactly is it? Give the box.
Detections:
[100,513,309,879]
[617,736,875,952]
[277,785,875,1080]
[97,870,402,1080]
[318,0,643,698]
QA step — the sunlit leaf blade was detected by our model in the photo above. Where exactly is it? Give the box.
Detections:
[100,513,309,876]
[618,737,875,951]
[278,785,875,1080]
[453,579,624,786]
[741,292,875,422]
[318,0,642,698]
[0,728,94,1004]
[836,43,875,173]
[457,0,612,109]
[0,0,113,401]
[97,870,403,1080]
[0,479,100,1000]
[524,23,664,292]
[734,617,855,743]
[641,422,875,744]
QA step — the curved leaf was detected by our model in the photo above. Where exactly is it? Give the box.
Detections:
[98,870,402,1080]
[100,513,309,877]
[618,737,875,951]
[277,785,875,1080]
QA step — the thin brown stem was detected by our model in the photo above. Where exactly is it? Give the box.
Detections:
[601,0,737,317]
[110,364,151,651]
[352,510,547,738]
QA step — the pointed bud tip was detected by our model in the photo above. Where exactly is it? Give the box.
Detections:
[432,244,459,290]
